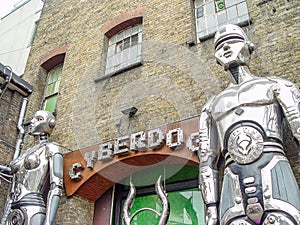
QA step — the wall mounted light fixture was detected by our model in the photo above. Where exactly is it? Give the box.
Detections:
[121,106,138,118]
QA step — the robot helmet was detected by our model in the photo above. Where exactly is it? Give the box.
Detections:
[28,110,55,136]
[214,24,254,54]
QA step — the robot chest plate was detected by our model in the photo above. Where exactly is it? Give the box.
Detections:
[211,81,275,120]
[23,147,46,170]
[24,153,41,170]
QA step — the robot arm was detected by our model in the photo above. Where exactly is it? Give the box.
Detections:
[273,79,300,144]
[45,143,63,225]
[198,100,220,225]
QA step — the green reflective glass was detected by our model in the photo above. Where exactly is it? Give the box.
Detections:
[44,65,62,111]
[46,83,57,96]
[48,65,62,84]
[168,189,205,225]
[44,96,57,113]
[123,165,199,190]
[123,194,161,225]
[121,187,205,225]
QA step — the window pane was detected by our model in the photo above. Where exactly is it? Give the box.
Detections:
[208,26,217,35]
[44,95,57,113]
[122,48,130,63]
[206,1,215,14]
[198,30,206,38]
[108,35,116,45]
[229,17,238,24]
[168,189,205,225]
[130,45,138,59]
[46,82,57,96]
[124,27,132,39]
[237,2,248,17]
[240,14,249,22]
[207,14,216,29]
[137,43,142,56]
[196,6,204,18]
[132,25,140,35]
[123,37,130,50]
[226,0,235,7]
[116,41,123,53]
[197,18,206,31]
[106,56,113,70]
[131,34,138,46]
[116,32,123,42]
[217,10,227,26]
[227,5,237,21]
[138,32,142,43]
[48,65,62,84]
[115,52,121,66]
[54,80,60,93]
[107,44,114,57]
[195,0,203,8]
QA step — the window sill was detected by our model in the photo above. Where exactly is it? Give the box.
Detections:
[94,61,143,83]
[198,19,253,43]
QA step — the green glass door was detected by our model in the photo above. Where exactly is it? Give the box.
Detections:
[122,187,205,225]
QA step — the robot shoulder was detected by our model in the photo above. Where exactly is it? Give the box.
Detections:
[201,95,217,113]
[267,76,298,88]
[267,76,299,97]
[46,142,62,156]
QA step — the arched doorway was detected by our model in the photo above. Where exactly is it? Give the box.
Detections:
[93,164,205,225]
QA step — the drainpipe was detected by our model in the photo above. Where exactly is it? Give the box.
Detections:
[13,97,28,160]
[1,97,28,224]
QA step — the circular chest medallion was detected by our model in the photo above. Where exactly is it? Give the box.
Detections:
[227,126,264,164]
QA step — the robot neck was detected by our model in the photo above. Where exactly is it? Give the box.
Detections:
[39,133,48,143]
[228,65,253,84]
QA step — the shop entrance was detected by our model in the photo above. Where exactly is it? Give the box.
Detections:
[113,165,205,225]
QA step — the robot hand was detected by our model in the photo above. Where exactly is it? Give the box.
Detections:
[205,205,218,225]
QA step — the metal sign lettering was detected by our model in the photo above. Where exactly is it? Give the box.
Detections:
[79,127,199,172]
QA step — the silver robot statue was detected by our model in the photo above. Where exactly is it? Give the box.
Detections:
[198,24,300,225]
[5,110,63,225]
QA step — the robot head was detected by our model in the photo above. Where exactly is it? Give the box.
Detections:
[28,110,55,136]
[214,24,254,70]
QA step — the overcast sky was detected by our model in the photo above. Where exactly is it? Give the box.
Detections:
[0,0,23,18]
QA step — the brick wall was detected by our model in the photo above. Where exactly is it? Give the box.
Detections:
[20,0,299,224]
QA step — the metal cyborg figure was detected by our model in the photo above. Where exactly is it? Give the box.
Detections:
[6,110,63,225]
[198,24,300,225]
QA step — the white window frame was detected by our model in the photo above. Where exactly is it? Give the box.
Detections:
[105,24,142,76]
[195,0,250,41]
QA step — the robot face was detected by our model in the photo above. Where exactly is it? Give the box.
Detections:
[28,110,55,136]
[214,38,250,70]
[214,24,253,70]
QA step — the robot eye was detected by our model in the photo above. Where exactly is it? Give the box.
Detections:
[215,36,244,50]
[36,116,44,121]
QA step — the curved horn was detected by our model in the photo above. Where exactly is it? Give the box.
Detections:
[123,180,136,225]
[155,175,170,225]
